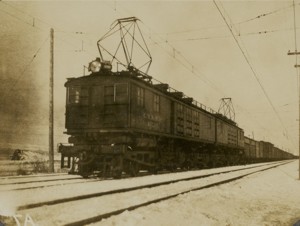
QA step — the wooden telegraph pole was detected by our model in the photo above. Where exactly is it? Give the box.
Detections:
[288,50,300,180]
[49,28,54,173]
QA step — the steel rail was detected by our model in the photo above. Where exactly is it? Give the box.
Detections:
[17,160,291,211]
[64,161,291,226]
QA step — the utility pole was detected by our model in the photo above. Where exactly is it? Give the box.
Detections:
[288,50,300,180]
[49,28,54,173]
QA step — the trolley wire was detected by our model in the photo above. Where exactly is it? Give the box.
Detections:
[0,1,96,57]
[0,7,40,30]
[153,27,300,43]
[237,3,295,25]
[0,35,49,102]
[213,0,295,150]
[144,24,227,99]
[155,3,297,37]
[101,1,290,145]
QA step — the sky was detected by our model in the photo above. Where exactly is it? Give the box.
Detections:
[0,0,299,155]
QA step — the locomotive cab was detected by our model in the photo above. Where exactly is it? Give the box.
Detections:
[60,64,162,177]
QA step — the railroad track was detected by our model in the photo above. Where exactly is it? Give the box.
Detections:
[64,160,292,226]
[16,160,283,210]
[0,172,68,180]
[0,174,93,192]
[0,178,100,192]
[0,173,81,184]
[13,160,293,226]
[0,161,277,191]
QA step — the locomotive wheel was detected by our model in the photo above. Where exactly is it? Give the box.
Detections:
[80,173,90,179]
[79,164,93,178]
[113,169,122,179]
[78,152,95,178]
[150,166,158,175]
[129,162,139,177]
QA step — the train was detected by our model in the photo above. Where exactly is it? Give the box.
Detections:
[244,137,294,162]
[58,17,295,178]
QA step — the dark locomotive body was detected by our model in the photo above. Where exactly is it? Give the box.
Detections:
[59,68,249,177]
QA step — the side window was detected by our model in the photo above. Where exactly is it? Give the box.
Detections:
[137,86,145,107]
[193,111,199,137]
[68,86,88,105]
[104,83,128,104]
[153,94,160,112]
[176,103,184,135]
[177,103,184,118]
[186,108,192,136]
[80,87,88,105]
[115,83,128,103]
[90,86,102,106]
[104,86,114,104]
[240,130,243,140]
[205,116,212,130]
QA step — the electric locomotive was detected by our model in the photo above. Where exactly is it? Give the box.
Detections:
[58,17,293,178]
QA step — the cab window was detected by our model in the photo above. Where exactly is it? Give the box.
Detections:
[68,86,88,105]
[104,83,128,104]
[153,94,160,112]
[137,86,145,107]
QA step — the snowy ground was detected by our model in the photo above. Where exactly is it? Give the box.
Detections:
[0,160,299,226]
[0,161,280,211]
[97,160,300,226]
[0,148,62,176]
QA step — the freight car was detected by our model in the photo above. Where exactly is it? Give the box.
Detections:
[58,17,294,178]
[243,137,294,163]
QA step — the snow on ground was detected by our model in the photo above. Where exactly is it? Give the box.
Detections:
[0,161,279,211]
[0,174,84,192]
[0,160,298,226]
[19,163,280,225]
[96,160,300,226]
[0,148,62,176]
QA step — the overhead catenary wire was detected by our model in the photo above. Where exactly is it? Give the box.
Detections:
[0,7,42,30]
[0,1,96,58]
[140,22,227,97]
[152,27,300,44]
[153,3,298,37]
[236,3,295,25]
[102,0,287,144]
[213,0,295,150]
[0,35,50,103]
[147,32,227,98]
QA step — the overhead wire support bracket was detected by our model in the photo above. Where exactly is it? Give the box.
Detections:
[287,50,300,55]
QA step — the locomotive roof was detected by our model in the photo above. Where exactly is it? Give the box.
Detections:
[66,68,240,128]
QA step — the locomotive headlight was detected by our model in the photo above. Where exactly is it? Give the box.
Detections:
[88,60,101,73]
